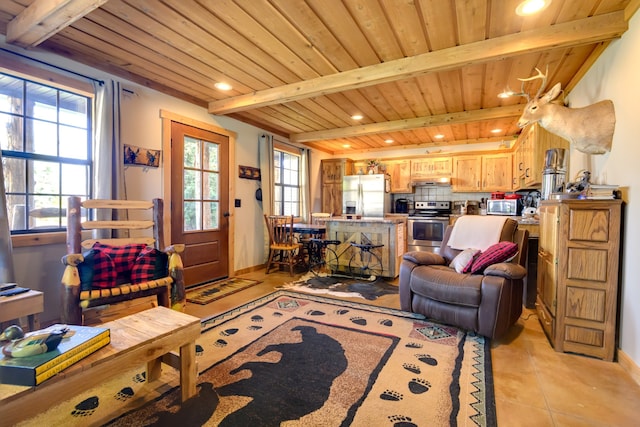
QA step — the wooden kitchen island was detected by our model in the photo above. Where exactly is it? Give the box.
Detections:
[324,217,406,279]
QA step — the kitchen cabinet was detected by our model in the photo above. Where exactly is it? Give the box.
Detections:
[452,155,481,191]
[386,160,412,193]
[536,199,622,361]
[512,143,524,190]
[517,123,570,189]
[410,156,452,179]
[481,153,512,191]
[452,153,511,192]
[321,158,353,216]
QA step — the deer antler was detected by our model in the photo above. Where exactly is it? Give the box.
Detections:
[517,66,549,99]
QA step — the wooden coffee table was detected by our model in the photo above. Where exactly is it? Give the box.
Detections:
[0,306,201,425]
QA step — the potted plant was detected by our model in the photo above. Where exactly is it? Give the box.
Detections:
[367,159,380,174]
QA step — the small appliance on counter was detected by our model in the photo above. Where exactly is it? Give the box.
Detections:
[541,148,567,200]
[395,198,409,213]
[486,198,523,216]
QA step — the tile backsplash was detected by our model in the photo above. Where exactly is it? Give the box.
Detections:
[394,186,491,206]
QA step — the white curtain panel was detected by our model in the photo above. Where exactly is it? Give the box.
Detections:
[258,134,274,258]
[93,80,127,238]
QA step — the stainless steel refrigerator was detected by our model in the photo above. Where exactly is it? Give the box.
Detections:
[342,174,391,217]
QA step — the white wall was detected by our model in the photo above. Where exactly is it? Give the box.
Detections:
[567,12,640,366]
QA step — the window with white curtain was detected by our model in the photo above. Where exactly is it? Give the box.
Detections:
[0,73,92,233]
[273,147,300,217]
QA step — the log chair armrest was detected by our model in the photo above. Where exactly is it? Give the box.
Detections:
[402,251,446,266]
[61,253,84,287]
[165,243,186,311]
[483,263,527,280]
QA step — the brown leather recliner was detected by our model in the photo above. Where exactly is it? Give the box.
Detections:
[399,217,528,339]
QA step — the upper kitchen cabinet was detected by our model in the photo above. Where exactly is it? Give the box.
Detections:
[516,123,570,189]
[452,155,481,192]
[386,160,412,193]
[322,158,353,183]
[411,157,452,179]
[321,158,354,216]
[482,153,512,192]
[452,153,511,192]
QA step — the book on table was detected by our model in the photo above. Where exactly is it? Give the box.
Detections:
[0,324,110,386]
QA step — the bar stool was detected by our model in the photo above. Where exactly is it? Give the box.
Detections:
[308,238,341,276]
[349,242,384,280]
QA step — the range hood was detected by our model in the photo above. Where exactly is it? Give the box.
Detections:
[411,177,452,186]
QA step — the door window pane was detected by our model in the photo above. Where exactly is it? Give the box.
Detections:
[182,137,220,232]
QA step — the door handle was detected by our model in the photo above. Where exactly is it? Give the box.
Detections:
[223,212,230,217]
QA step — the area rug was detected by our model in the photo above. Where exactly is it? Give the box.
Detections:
[283,272,399,301]
[16,291,496,427]
[186,277,261,305]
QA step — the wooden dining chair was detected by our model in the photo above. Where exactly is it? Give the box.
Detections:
[264,214,302,276]
[310,212,332,238]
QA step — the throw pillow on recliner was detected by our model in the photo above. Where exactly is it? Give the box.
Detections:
[464,241,518,274]
[449,248,480,273]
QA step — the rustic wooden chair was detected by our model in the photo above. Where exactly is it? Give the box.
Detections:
[60,197,185,325]
[264,214,302,276]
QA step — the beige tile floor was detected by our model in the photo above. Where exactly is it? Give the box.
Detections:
[186,270,640,427]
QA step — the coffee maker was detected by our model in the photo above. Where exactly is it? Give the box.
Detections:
[541,148,567,200]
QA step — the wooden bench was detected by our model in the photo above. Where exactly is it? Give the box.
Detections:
[0,306,201,425]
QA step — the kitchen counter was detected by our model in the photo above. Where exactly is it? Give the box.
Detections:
[327,216,407,224]
[450,214,539,236]
[324,218,406,278]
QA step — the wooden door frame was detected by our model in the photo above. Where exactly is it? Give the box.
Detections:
[160,110,237,276]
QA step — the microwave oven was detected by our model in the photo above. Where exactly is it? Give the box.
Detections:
[486,199,522,216]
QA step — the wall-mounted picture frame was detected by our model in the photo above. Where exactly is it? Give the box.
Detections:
[239,165,261,180]
[124,144,161,167]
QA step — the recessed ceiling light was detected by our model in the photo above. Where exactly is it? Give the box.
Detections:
[214,82,232,91]
[491,128,503,134]
[516,0,550,16]
[351,114,363,120]
[498,90,514,98]
[384,139,394,144]
[342,144,351,148]
[434,134,445,139]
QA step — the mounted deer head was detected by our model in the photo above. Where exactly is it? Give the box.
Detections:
[516,67,615,155]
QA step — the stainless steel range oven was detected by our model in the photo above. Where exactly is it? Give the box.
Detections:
[407,201,452,254]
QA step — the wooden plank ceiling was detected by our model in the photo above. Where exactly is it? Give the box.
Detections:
[0,0,635,154]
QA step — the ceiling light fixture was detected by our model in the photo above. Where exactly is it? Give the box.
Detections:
[491,128,502,133]
[515,0,551,16]
[498,89,514,98]
[214,82,232,91]
[434,134,445,139]
[351,114,363,120]
[342,144,351,148]
[384,139,394,144]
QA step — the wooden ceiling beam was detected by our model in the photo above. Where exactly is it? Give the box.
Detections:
[6,0,108,48]
[208,11,626,115]
[290,105,524,143]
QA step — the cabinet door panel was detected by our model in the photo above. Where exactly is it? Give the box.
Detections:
[452,156,481,191]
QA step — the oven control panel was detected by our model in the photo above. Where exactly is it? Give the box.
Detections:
[414,201,451,210]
